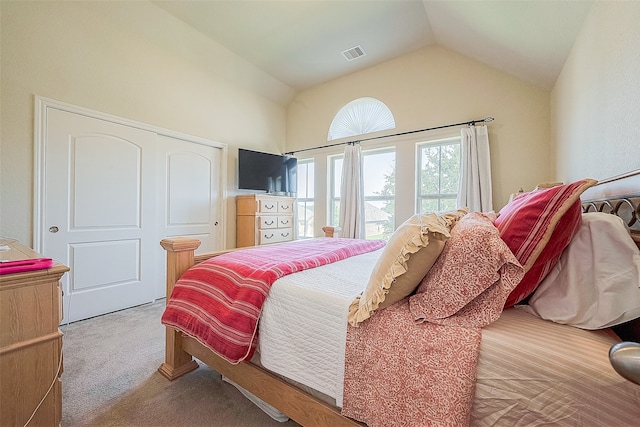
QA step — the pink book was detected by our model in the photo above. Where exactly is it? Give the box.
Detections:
[0,258,54,275]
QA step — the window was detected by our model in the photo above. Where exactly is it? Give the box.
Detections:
[329,155,342,230]
[416,137,461,213]
[329,148,396,240]
[363,148,396,239]
[328,97,395,141]
[296,159,315,238]
[326,97,398,239]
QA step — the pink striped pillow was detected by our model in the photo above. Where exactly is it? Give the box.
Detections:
[495,179,597,308]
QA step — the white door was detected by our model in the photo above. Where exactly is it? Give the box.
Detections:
[154,134,223,298]
[44,108,158,323]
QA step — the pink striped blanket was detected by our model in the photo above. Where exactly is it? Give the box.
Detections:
[161,237,385,364]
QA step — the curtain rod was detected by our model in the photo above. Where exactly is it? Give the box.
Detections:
[284,116,494,156]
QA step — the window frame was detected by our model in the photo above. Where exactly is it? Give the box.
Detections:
[415,136,461,213]
[295,158,315,238]
[328,146,396,240]
[328,154,343,228]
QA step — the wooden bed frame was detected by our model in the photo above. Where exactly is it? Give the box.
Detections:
[158,170,640,427]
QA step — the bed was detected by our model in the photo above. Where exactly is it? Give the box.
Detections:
[158,170,640,426]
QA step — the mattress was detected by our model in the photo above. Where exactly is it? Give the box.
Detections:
[253,251,640,425]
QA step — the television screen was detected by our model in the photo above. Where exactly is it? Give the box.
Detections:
[238,148,297,195]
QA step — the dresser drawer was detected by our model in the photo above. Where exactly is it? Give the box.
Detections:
[258,199,278,213]
[259,227,294,245]
[258,216,292,229]
[278,216,293,228]
[258,216,279,229]
[277,199,294,213]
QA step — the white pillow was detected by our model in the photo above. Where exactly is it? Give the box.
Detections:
[526,212,640,329]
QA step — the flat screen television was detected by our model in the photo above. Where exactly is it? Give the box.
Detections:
[238,148,297,195]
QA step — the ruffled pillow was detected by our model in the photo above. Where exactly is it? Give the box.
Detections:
[348,208,468,326]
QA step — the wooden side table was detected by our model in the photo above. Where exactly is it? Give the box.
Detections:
[0,240,69,427]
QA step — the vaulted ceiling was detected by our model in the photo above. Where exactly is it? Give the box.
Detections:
[153,0,592,91]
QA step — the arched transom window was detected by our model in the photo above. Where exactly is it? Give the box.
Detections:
[327,97,396,141]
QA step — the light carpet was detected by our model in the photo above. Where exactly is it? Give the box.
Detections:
[61,299,300,426]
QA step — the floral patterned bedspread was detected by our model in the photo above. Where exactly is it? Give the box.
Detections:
[342,212,524,426]
[342,301,483,426]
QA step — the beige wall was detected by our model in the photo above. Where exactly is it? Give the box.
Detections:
[0,1,293,248]
[551,1,640,182]
[11,1,634,249]
[287,45,551,231]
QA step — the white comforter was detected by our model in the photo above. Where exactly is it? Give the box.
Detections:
[258,248,383,407]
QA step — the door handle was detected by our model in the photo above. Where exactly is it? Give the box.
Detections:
[49,226,59,233]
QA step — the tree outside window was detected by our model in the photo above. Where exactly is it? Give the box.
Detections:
[417,138,460,213]
[364,149,395,240]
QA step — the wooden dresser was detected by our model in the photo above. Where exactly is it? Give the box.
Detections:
[236,194,295,247]
[0,240,69,427]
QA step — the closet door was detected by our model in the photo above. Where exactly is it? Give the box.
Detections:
[155,134,224,298]
[44,108,158,323]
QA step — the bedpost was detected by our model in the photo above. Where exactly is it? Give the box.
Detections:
[322,226,342,237]
[158,237,201,380]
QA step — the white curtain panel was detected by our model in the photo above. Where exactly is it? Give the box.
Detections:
[339,144,365,239]
[457,125,493,212]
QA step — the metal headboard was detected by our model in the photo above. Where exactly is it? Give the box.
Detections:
[582,193,640,247]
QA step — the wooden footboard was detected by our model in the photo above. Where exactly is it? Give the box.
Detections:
[158,237,362,427]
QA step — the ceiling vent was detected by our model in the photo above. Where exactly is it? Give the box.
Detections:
[342,45,366,61]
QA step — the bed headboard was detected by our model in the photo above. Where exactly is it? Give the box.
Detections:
[582,195,640,249]
[581,169,640,249]
[580,169,640,342]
